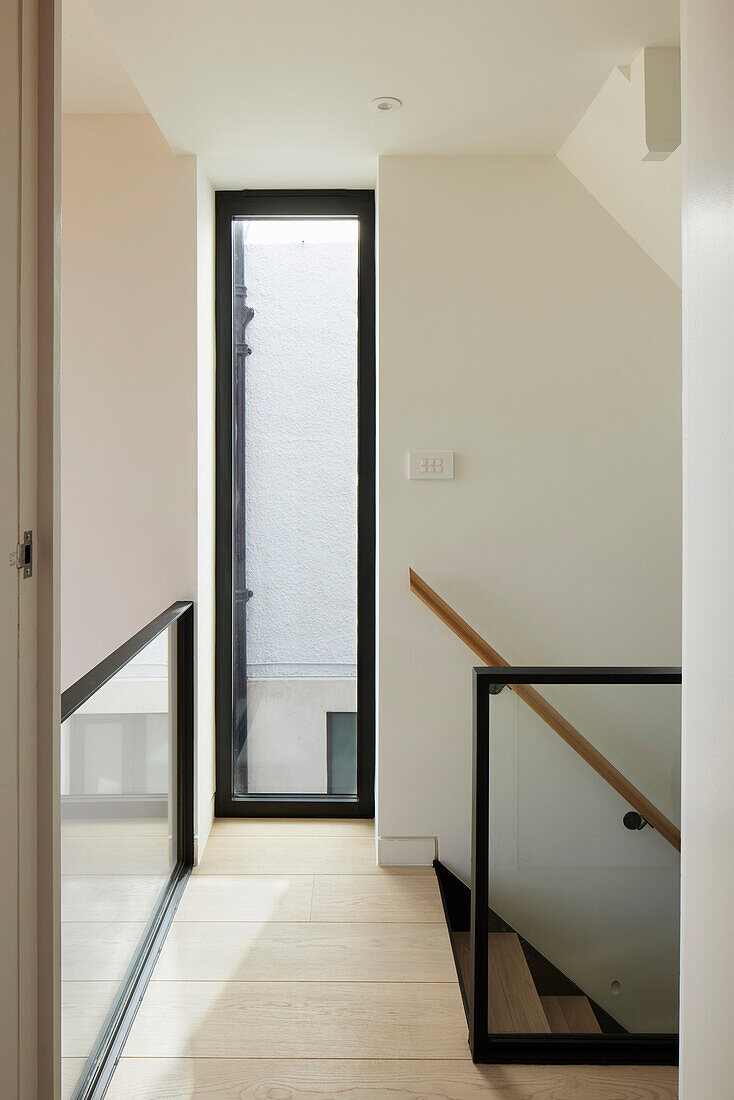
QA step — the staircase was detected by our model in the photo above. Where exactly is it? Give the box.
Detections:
[411,569,681,1065]
[457,933,602,1034]
[541,995,600,1035]
[436,860,617,1040]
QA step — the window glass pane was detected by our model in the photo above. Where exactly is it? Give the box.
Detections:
[484,681,680,1036]
[327,712,358,795]
[232,217,359,796]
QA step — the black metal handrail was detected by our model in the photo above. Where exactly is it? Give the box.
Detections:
[410,573,681,850]
[469,665,681,1066]
[61,600,193,722]
[62,601,194,1100]
[475,666,682,687]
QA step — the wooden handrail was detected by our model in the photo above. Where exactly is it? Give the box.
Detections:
[409,569,681,852]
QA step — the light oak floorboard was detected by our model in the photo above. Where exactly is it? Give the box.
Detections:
[195,836,429,876]
[311,872,445,922]
[61,874,169,922]
[62,1059,86,1100]
[153,921,456,982]
[61,835,173,875]
[195,836,374,875]
[122,981,469,1059]
[174,874,314,922]
[104,1058,678,1100]
[62,922,146,981]
[89,821,676,1098]
[62,818,170,838]
[209,818,375,837]
[62,980,120,1057]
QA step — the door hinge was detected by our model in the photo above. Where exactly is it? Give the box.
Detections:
[16,531,32,578]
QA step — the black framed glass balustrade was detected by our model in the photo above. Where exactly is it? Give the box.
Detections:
[437,666,681,1065]
[60,602,193,1100]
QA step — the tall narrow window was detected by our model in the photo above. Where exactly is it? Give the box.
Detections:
[216,192,375,816]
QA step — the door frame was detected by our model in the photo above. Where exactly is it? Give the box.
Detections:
[3,1,62,1094]
[214,189,376,817]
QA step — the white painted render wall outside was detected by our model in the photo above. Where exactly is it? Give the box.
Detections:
[243,226,357,676]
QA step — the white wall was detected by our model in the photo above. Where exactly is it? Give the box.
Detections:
[61,113,197,689]
[377,155,682,875]
[61,116,217,860]
[558,51,681,287]
[680,1,734,1093]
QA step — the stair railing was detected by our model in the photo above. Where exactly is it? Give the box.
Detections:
[409,569,680,851]
[410,570,681,1065]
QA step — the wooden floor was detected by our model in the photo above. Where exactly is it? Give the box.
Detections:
[60,816,172,1099]
[65,819,678,1099]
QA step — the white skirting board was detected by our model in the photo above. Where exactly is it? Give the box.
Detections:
[377,835,437,866]
[194,793,216,865]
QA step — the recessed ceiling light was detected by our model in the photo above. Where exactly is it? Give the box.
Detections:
[370,97,403,113]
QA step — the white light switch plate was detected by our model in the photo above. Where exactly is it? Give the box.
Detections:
[408,451,454,479]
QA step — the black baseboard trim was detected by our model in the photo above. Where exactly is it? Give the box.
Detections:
[433,859,471,1021]
[471,1034,679,1066]
[214,794,374,819]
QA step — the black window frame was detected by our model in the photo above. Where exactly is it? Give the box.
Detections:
[214,189,376,818]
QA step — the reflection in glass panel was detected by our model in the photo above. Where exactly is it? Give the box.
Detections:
[232,218,359,796]
[60,627,175,1095]
[485,681,680,1036]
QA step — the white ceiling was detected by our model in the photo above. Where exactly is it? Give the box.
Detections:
[62,0,147,114]
[70,0,679,186]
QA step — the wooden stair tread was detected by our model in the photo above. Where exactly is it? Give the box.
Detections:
[541,995,601,1034]
[453,932,550,1034]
